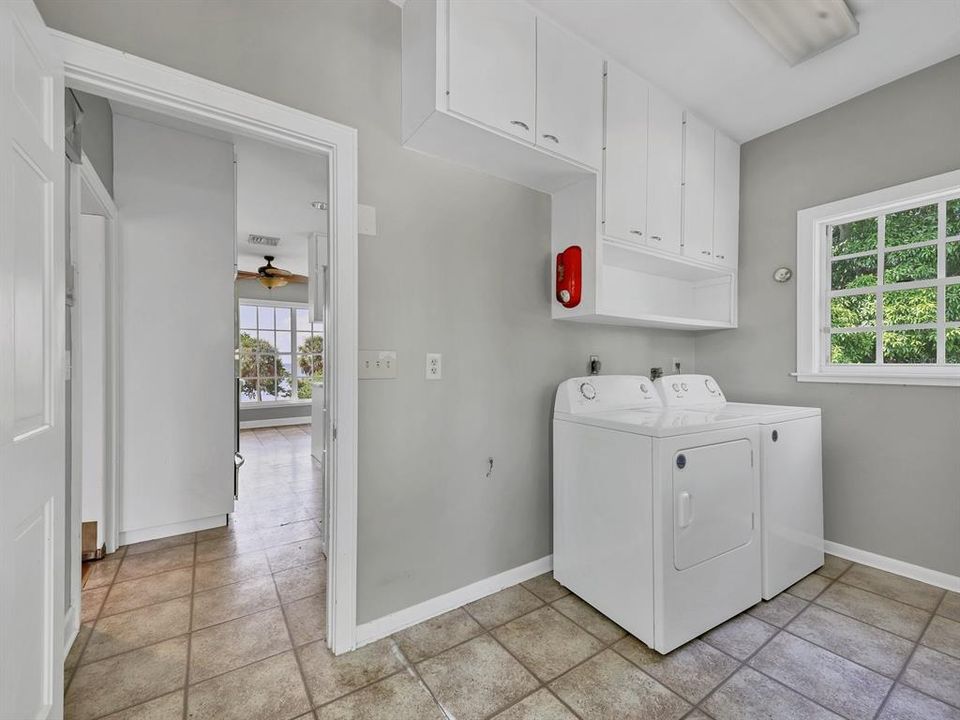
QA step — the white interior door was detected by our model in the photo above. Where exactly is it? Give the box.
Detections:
[0,1,66,718]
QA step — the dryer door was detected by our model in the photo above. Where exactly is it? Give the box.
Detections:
[673,439,754,570]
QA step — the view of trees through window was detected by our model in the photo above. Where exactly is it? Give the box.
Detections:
[239,302,323,403]
[828,196,960,365]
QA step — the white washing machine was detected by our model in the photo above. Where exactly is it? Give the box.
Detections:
[553,375,762,654]
[654,375,824,600]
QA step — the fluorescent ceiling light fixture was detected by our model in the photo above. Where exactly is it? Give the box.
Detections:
[729,0,859,66]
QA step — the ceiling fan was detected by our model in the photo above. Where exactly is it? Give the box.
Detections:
[236,255,307,289]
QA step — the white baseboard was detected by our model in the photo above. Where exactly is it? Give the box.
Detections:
[355,555,553,648]
[239,416,311,429]
[825,540,960,592]
[119,514,227,546]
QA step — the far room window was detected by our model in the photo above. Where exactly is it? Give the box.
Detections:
[797,169,960,386]
[238,300,323,404]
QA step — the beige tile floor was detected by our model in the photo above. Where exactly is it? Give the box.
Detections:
[65,428,960,719]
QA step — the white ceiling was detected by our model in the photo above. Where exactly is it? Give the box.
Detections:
[235,138,328,277]
[528,0,960,142]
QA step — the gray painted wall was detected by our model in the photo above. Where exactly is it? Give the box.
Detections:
[74,89,113,196]
[236,278,312,424]
[38,0,696,621]
[696,56,960,576]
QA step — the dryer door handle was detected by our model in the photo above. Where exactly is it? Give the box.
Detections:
[678,491,693,528]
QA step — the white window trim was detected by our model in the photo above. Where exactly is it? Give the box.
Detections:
[238,297,322,406]
[796,168,960,387]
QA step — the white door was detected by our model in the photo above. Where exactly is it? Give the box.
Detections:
[681,111,715,261]
[673,439,754,571]
[603,61,648,243]
[447,0,536,142]
[535,17,603,169]
[646,88,683,254]
[0,1,66,718]
[713,130,740,269]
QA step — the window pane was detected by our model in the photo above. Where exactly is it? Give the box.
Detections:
[275,307,291,331]
[259,379,277,401]
[885,204,937,247]
[883,245,937,284]
[239,350,256,378]
[299,334,323,356]
[831,218,877,256]
[947,241,960,277]
[239,331,257,349]
[298,353,315,377]
[312,322,324,333]
[947,198,960,238]
[831,255,876,290]
[276,331,292,353]
[947,283,960,322]
[239,305,257,329]
[258,329,276,349]
[259,354,276,379]
[240,381,257,403]
[947,328,960,364]
[297,379,313,400]
[297,332,312,353]
[258,306,275,330]
[882,329,936,364]
[831,294,875,328]
[883,287,937,325]
[277,378,292,399]
[296,308,310,330]
[278,353,293,377]
[831,333,876,364]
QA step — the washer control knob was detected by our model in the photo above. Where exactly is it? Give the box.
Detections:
[672,383,680,392]
[639,383,648,393]
[681,382,689,391]
[705,378,717,393]
[580,382,596,400]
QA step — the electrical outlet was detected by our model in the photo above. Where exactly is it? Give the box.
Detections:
[359,350,397,379]
[671,357,682,374]
[425,353,442,380]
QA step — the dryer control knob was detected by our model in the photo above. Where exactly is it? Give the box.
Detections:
[705,378,717,393]
[580,382,596,400]
[681,382,689,391]
[639,383,648,393]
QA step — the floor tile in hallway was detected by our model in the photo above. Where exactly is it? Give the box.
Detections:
[66,428,960,719]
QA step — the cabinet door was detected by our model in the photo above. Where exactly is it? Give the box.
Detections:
[682,111,715,261]
[447,0,536,142]
[535,17,603,168]
[646,88,683,254]
[713,131,740,268]
[603,62,648,243]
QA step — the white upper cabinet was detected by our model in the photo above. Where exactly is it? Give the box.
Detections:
[682,111,716,261]
[713,131,741,268]
[646,88,684,255]
[535,18,604,169]
[603,61,648,243]
[447,0,537,142]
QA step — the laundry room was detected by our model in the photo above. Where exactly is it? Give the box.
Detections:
[2,1,958,718]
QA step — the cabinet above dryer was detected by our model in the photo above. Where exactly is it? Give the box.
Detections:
[402,0,603,192]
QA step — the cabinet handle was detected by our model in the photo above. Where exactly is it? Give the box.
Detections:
[629,230,643,236]
[700,250,712,256]
[542,133,560,144]
[510,120,530,131]
[716,254,725,260]
[650,235,662,242]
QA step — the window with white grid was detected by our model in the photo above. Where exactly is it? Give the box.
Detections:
[797,170,960,385]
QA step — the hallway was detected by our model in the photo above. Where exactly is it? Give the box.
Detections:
[65,425,326,719]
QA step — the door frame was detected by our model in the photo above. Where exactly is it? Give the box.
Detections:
[52,30,361,654]
[65,150,119,654]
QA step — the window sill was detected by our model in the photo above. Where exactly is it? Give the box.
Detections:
[793,371,960,387]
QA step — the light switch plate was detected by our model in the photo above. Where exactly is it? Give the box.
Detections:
[359,350,397,379]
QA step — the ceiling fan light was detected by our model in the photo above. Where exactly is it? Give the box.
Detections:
[258,274,289,289]
[729,0,858,66]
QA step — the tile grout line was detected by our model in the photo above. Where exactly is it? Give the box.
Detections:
[870,604,944,719]
[271,559,319,717]
[181,539,199,720]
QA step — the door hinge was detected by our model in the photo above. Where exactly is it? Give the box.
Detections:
[751,512,756,530]
[750,449,754,467]
[332,423,337,441]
